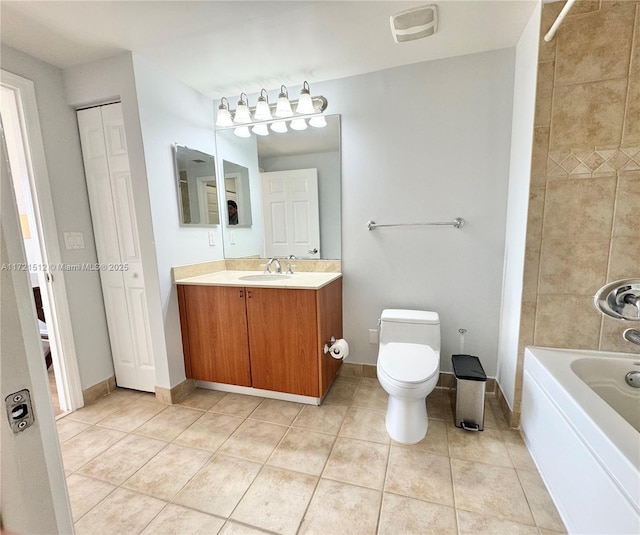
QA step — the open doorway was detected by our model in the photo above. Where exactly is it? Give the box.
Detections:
[1,70,84,413]
[2,82,64,415]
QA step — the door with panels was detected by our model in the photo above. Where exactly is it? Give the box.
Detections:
[77,103,155,392]
[260,168,320,259]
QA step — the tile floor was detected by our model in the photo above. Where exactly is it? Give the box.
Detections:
[57,375,566,535]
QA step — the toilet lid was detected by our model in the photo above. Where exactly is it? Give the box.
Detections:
[379,343,439,384]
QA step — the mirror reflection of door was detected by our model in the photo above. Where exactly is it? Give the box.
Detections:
[260,168,320,259]
[223,160,252,227]
[196,177,218,224]
[215,114,341,259]
[225,175,238,225]
[173,145,218,226]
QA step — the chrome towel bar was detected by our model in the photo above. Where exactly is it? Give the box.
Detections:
[366,218,465,231]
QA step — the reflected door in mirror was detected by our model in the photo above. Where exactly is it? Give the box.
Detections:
[223,160,252,227]
[174,145,219,226]
[261,168,320,259]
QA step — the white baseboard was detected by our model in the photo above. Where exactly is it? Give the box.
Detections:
[196,381,322,405]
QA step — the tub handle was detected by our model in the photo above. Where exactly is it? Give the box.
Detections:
[594,279,640,321]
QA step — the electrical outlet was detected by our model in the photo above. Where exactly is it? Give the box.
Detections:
[369,329,379,344]
[208,231,216,246]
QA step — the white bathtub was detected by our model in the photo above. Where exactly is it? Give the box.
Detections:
[521,347,640,535]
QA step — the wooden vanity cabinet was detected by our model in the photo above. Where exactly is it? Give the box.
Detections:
[177,278,342,398]
[178,285,251,386]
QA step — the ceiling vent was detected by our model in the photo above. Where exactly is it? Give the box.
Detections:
[390,5,438,43]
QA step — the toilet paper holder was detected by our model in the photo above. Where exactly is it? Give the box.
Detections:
[323,336,337,354]
[323,337,349,360]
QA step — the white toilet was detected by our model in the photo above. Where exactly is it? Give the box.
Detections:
[377,309,440,444]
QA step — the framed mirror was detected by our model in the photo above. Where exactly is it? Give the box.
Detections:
[215,114,341,259]
[173,145,219,226]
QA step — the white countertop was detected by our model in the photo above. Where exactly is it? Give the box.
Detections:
[174,270,342,290]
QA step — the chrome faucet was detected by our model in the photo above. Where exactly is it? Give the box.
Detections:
[264,258,282,274]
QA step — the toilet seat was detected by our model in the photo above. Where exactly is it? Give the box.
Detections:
[379,342,439,384]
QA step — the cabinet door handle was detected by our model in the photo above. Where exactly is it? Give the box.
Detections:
[239,289,244,298]
[247,290,252,299]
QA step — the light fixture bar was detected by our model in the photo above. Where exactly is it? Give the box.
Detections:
[216,96,328,129]
[215,81,328,133]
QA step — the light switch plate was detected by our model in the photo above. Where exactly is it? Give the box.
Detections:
[229,231,236,245]
[208,231,216,246]
[63,231,85,250]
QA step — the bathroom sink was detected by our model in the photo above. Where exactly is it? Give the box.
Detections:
[239,274,291,281]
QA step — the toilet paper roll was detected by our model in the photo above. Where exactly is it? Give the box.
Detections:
[329,339,349,360]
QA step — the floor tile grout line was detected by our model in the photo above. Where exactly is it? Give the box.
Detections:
[445,423,462,535]
[375,432,393,535]
[513,465,548,531]
[294,387,366,532]
[61,423,131,474]
[222,426,296,530]
[294,427,340,535]
[68,476,120,526]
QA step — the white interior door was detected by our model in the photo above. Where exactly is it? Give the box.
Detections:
[1,70,84,412]
[1,119,74,534]
[77,103,155,392]
[260,168,320,259]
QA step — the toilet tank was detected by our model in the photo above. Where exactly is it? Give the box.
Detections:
[379,309,440,351]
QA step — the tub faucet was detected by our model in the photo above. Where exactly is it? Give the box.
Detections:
[264,258,281,274]
[623,328,640,346]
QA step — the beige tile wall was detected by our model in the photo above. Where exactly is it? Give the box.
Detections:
[513,0,640,419]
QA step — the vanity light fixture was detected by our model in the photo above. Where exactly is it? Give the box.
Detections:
[271,121,288,133]
[253,89,273,121]
[290,118,307,131]
[295,81,315,114]
[252,123,270,136]
[233,93,252,124]
[216,97,233,127]
[215,81,328,137]
[234,126,251,138]
[275,85,294,118]
[309,115,327,128]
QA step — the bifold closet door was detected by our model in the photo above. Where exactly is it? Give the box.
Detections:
[77,103,155,392]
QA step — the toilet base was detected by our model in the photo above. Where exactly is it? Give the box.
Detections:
[385,395,429,445]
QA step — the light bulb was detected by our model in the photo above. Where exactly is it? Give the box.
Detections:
[309,115,327,128]
[254,89,273,121]
[275,85,293,118]
[295,81,315,114]
[234,126,251,138]
[216,98,233,127]
[234,93,251,124]
[252,124,269,136]
[290,118,307,131]
[271,121,288,133]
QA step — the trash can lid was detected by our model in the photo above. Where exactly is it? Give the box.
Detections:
[451,354,487,381]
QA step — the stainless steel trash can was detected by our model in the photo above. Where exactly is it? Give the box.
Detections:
[452,354,486,431]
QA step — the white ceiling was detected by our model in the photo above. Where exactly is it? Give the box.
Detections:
[1,1,537,100]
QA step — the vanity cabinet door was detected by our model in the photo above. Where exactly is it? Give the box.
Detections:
[317,278,343,397]
[178,285,251,386]
[246,287,320,396]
